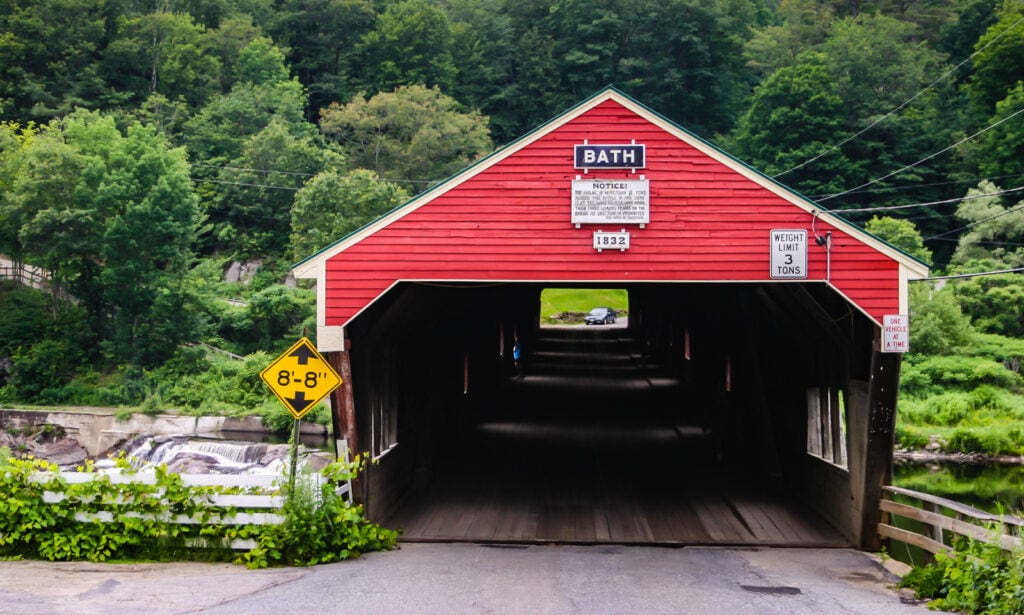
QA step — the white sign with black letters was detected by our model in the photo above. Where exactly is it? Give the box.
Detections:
[593,230,630,252]
[571,179,650,225]
[770,229,808,279]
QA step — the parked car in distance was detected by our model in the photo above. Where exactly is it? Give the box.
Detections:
[585,307,617,325]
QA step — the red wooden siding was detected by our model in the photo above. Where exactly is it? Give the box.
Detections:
[321,99,902,325]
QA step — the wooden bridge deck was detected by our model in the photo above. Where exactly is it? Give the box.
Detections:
[384,420,847,547]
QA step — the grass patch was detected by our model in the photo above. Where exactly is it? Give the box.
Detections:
[539,288,628,324]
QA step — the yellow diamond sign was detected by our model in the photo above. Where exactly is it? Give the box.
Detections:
[260,337,342,420]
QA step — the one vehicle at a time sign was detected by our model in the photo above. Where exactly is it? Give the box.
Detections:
[259,337,342,420]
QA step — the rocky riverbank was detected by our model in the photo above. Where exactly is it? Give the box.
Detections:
[0,407,328,469]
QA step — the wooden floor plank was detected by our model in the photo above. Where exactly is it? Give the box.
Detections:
[383,419,847,547]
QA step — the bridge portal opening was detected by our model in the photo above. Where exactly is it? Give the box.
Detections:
[344,281,871,546]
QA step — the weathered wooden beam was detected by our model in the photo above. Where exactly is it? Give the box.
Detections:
[881,499,1024,552]
[327,349,359,459]
[858,350,901,550]
[878,522,951,555]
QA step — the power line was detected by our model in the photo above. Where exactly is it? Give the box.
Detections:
[820,104,1024,202]
[192,162,439,185]
[192,177,301,191]
[833,185,1024,215]
[924,201,1024,240]
[774,14,1024,179]
[808,174,1023,199]
[192,163,315,177]
[928,237,1024,248]
[912,267,1024,282]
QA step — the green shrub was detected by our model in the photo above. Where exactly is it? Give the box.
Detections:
[945,425,1023,456]
[931,392,973,426]
[894,423,931,450]
[9,340,81,401]
[902,356,1023,397]
[238,458,397,568]
[903,537,1024,614]
[0,455,395,566]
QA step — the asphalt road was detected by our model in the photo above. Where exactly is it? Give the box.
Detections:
[0,544,929,615]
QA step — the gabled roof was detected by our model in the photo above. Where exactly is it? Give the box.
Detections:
[295,86,929,278]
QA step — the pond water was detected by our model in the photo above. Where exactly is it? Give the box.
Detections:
[893,460,1024,515]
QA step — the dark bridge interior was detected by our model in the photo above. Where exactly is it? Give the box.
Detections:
[344,282,877,546]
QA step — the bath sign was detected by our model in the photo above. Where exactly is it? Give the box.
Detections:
[574,143,645,170]
[260,337,342,419]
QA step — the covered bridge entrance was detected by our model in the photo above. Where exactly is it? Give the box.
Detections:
[294,88,928,549]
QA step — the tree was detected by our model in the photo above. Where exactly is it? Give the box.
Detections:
[726,52,855,196]
[744,0,836,77]
[865,216,933,265]
[212,116,343,257]
[354,0,457,95]
[950,264,1024,337]
[446,0,519,142]
[908,283,975,355]
[320,85,492,183]
[728,13,960,239]
[950,180,1024,267]
[203,14,265,93]
[0,0,116,122]
[14,110,202,367]
[970,83,1024,188]
[963,0,1024,114]
[290,169,409,261]
[267,0,378,119]
[103,11,221,110]
[541,0,761,136]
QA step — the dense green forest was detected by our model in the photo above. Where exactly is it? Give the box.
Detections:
[0,0,1022,447]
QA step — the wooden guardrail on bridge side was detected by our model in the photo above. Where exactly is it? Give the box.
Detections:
[878,485,1023,556]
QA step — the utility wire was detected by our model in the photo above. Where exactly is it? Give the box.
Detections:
[820,104,1024,202]
[912,267,1024,281]
[192,163,315,177]
[192,162,440,185]
[192,177,301,191]
[834,185,1024,214]
[774,14,1024,179]
[928,237,1024,248]
[809,174,1023,198]
[924,201,1024,240]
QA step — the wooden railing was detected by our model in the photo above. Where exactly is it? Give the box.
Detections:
[32,471,352,550]
[0,262,72,302]
[879,485,1023,556]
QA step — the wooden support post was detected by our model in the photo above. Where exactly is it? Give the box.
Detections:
[858,350,901,550]
[328,349,361,501]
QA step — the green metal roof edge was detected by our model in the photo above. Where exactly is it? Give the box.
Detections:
[293,85,929,271]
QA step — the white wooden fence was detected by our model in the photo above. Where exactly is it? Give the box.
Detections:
[32,471,352,550]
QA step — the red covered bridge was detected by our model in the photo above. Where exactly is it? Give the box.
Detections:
[294,88,928,549]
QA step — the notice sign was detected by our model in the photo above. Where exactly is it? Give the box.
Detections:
[882,314,910,353]
[571,179,650,225]
[770,229,808,279]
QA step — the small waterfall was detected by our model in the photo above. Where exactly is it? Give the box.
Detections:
[111,435,297,475]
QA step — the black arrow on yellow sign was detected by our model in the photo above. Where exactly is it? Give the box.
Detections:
[289,344,318,365]
[286,391,314,414]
